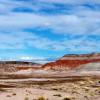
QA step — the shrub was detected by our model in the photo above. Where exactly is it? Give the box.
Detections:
[63,97,71,100]
[52,88,58,90]
[6,95,11,97]
[24,97,29,100]
[38,96,46,100]
[12,93,16,96]
[53,94,62,97]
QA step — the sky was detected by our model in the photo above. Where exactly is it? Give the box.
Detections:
[0,0,100,61]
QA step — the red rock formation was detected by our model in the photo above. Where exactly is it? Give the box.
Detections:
[42,53,100,70]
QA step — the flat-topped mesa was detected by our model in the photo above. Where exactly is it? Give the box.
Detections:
[42,53,100,71]
[60,53,100,60]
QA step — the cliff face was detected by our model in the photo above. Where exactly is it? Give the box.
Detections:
[42,53,100,71]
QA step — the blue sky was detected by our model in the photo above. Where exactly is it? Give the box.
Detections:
[0,0,100,61]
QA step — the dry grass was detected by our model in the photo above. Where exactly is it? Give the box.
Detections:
[53,94,62,97]
[12,93,16,96]
[38,96,47,100]
[24,97,29,100]
[63,97,71,100]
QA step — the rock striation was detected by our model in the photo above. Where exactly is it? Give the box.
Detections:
[42,53,100,71]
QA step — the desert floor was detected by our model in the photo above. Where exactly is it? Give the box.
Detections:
[0,75,100,100]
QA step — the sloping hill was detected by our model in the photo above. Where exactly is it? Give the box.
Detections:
[42,53,100,71]
[75,62,100,71]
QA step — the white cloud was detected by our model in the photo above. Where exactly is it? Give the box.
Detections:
[19,56,45,61]
[0,0,100,36]
[0,30,100,53]
[38,0,100,5]
[0,12,100,36]
[0,0,100,53]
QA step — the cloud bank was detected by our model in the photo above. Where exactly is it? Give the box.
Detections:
[0,0,100,59]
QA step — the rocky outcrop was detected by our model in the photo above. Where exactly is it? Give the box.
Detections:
[42,53,100,71]
[0,64,18,74]
[0,61,41,70]
[0,61,42,73]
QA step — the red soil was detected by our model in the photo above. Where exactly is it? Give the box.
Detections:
[42,53,100,70]
[17,66,41,70]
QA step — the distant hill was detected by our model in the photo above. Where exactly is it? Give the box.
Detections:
[0,61,42,73]
[0,61,39,65]
[42,53,100,71]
